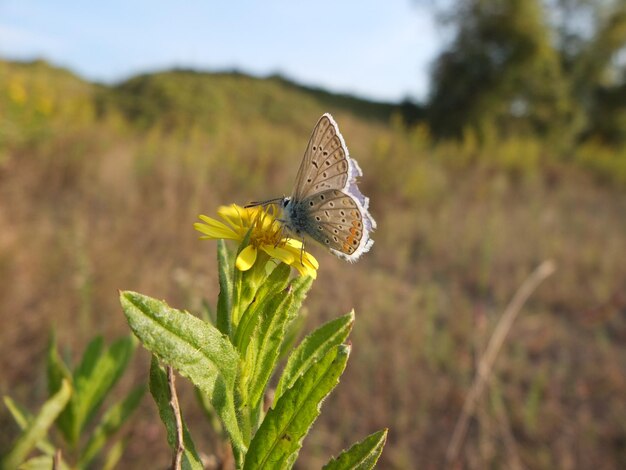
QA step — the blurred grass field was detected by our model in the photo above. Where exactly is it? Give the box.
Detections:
[1,59,626,469]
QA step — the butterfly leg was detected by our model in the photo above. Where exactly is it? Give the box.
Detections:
[300,238,306,266]
[274,221,287,248]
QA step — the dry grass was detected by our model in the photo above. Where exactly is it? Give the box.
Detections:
[1,60,626,469]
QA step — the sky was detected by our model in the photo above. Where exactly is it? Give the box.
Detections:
[0,1,442,103]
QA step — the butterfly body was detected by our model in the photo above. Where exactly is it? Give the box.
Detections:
[252,113,375,262]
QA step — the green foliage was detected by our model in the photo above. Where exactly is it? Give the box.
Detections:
[1,380,72,469]
[323,429,388,470]
[51,335,136,448]
[574,139,626,186]
[120,291,244,455]
[2,335,142,469]
[430,0,576,143]
[0,60,96,153]
[78,385,145,468]
[97,69,412,137]
[99,70,321,137]
[2,397,56,457]
[241,274,314,419]
[429,0,626,146]
[17,455,70,470]
[120,237,386,469]
[244,345,350,469]
[217,239,234,335]
[275,311,354,403]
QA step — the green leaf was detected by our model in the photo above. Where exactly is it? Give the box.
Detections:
[102,439,126,470]
[74,336,105,384]
[231,231,258,329]
[244,344,350,470]
[287,275,315,318]
[3,396,31,430]
[18,455,70,470]
[2,379,72,470]
[323,429,388,470]
[71,336,135,444]
[3,397,56,456]
[244,276,314,412]
[235,288,293,443]
[149,357,203,470]
[46,333,73,396]
[79,385,145,468]
[17,456,52,470]
[68,335,104,443]
[194,388,224,437]
[46,334,73,444]
[241,290,292,410]
[278,307,308,363]
[275,311,354,404]
[120,291,245,453]
[234,262,291,354]
[216,239,234,335]
[200,298,215,325]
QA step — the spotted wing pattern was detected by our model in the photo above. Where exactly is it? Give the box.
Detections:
[298,189,374,261]
[293,114,351,200]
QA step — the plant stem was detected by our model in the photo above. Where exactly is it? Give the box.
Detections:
[446,260,556,464]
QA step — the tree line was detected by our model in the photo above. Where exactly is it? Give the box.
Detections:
[425,0,626,147]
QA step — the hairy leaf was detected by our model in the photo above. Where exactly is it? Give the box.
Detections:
[323,429,388,470]
[216,239,234,335]
[275,311,354,404]
[244,345,350,470]
[120,291,244,453]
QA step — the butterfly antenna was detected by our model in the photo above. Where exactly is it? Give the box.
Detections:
[245,196,285,208]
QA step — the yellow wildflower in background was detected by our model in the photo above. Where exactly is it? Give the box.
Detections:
[194,204,318,278]
[8,78,27,105]
[36,96,54,116]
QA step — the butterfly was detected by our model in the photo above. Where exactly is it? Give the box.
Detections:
[249,113,376,262]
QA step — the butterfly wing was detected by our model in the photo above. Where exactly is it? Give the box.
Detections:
[296,189,375,262]
[293,114,354,199]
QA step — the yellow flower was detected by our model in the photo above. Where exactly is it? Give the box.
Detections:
[194,204,318,279]
[8,79,27,105]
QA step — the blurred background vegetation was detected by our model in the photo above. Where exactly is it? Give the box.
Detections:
[1,0,626,468]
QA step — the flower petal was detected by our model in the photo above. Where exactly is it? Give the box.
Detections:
[292,258,317,279]
[220,204,258,233]
[217,204,244,229]
[284,239,319,269]
[302,252,319,270]
[217,204,241,219]
[194,219,239,240]
[262,245,296,265]
[263,244,318,279]
[236,245,258,271]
